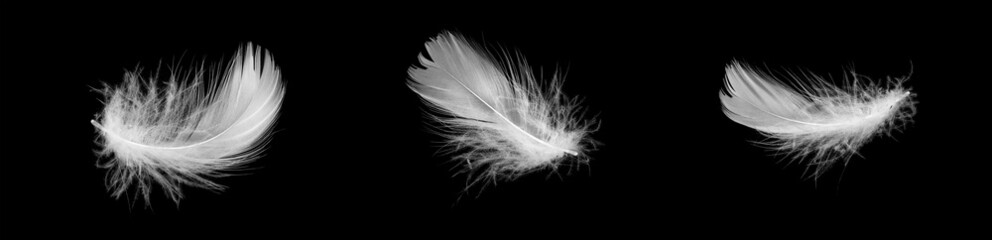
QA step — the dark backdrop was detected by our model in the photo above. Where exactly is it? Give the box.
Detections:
[1,18,983,229]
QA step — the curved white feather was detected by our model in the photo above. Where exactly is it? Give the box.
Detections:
[91,44,285,203]
[408,33,594,182]
[720,61,914,177]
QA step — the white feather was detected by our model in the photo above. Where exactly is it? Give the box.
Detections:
[408,33,595,184]
[720,61,915,177]
[91,44,285,204]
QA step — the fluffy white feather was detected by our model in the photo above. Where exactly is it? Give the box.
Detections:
[720,61,915,177]
[91,44,285,204]
[408,33,596,185]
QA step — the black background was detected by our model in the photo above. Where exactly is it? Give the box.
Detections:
[2,17,985,230]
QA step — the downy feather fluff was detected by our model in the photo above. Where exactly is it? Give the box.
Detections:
[91,44,285,204]
[720,61,915,177]
[408,33,596,185]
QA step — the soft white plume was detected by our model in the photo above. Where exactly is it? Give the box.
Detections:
[408,33,596,186]
[91,44,285,204]
[720,61,915,177]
